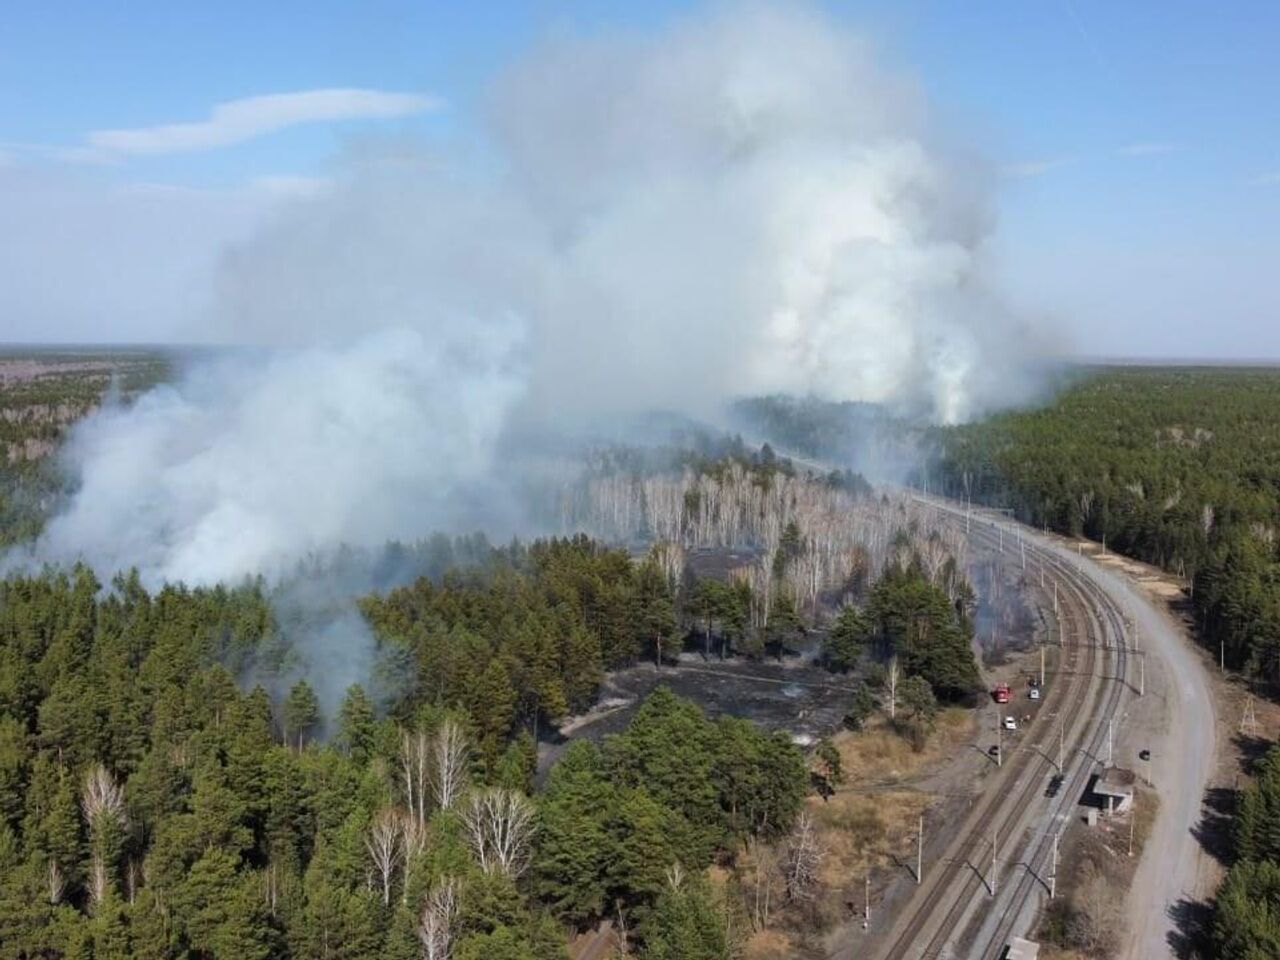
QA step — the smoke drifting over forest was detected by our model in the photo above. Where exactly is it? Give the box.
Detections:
[17,6,1053,706]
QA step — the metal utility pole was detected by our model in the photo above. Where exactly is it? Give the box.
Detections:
[1050,832,1060,899]
[1058,717,1065,770]
[863,875,870,929]
[990,825,999,897]
[1053,580,1059,616]
[1107,717,1115,766]
[1040,644,1046,688]
[996,712,1003,768]
[916,815,923,885]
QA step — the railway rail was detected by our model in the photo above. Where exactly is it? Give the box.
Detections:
[848,499,1131,960]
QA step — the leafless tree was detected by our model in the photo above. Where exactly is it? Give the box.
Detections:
[650,540,686,593]
[747,838,776,931]
[47,860,65,905]
[461,788,535,878]
[418,879,460,960]
[81,763,127,911]
[398,809,429,904]
[886,656,899,721]
[400,729,431,827]
[430,719,470,811]
[366,808,403,905]
[665,861,685,891]
[1067,862,1125,955]
[784,812,825,903]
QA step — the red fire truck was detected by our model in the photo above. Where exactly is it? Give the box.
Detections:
[993,682,1011,704]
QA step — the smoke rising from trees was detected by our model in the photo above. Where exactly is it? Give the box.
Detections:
[16,5,1054,710]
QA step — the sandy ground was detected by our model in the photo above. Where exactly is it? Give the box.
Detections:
[1053,540,1219,959]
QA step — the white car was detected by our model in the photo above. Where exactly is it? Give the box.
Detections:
[1003,716,1018,731]
[1029,687,1041,701]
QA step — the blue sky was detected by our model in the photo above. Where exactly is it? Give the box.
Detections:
[3,0,1279,357]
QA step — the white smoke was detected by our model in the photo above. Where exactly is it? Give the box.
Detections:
[36,325,524,584]
[18,5,1054,706]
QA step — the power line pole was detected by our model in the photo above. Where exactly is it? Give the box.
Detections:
[990,825,999,897]
[1107,717,1115,766]
[916,815,923,886]
[1050,831,1059,899]
[1040,644,1046,688]
[1059,717,1065,771]
[996,711,1003,768]
[863,875,870,929]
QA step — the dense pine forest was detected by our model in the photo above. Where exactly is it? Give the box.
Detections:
[0,534,981,958]
[927,367,1280,685]
[0,548,809,959]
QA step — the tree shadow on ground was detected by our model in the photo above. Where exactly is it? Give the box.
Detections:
[1189,785,1237,866]
[1235,732,1272,776]
[1166,896,1214,959]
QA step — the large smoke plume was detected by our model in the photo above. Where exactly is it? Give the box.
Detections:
[18,5,1053,710]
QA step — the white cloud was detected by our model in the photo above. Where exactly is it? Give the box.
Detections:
[1117,141,1180,157]
[248,174,334,199]
[85,88,441,157]
[1004,156,1075,179]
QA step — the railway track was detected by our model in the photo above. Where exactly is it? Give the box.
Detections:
[851,500,1130,960]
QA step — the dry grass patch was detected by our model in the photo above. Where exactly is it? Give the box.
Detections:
[808,788,930,885]
[833,707,972,784]
[742,928,795,959]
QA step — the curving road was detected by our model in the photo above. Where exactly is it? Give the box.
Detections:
[929,499,1217,958]
[1060,545,1217,959]
[761,446,1219,955]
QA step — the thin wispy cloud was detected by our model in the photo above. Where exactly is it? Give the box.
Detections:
[1117,141,1180,157]
[1004,156,1075,179]
[84,88,441,157]
[1249,171,1280,187]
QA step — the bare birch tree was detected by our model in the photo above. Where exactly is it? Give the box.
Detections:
[784,812,825,903]
[430,719,469,811]
[398,809,429,905]
[365,808,403,905]
[418,879,460,960]
[81,763,127,912]
[886,656,899,721]
[461,788,535,878]
[400,729,431,827]
[47,860,65,905]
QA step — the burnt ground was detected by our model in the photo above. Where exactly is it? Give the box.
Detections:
[538,638,857,780]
